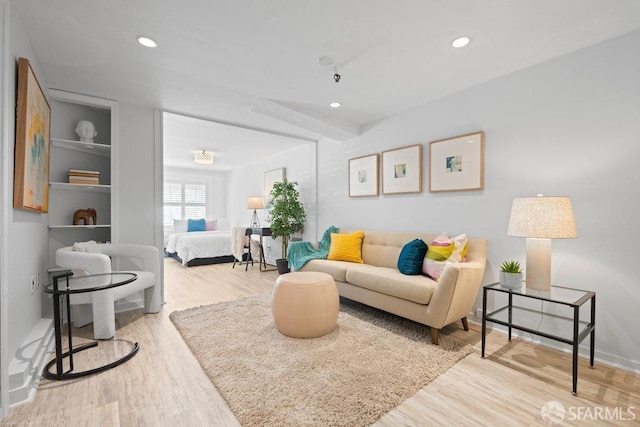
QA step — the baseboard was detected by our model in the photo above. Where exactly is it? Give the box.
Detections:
[8,318,54,406]
[468,316,640,374]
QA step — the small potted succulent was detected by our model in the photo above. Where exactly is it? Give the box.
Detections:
[500,260,523,290]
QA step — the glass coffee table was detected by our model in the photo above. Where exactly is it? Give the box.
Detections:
[481,282,595,395]
[43,271,140,380]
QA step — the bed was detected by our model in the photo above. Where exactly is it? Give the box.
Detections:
[165,219,235,266]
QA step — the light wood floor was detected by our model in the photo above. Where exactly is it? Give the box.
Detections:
[3,259,639,426]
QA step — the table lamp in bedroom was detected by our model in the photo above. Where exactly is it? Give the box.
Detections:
[247,196,264,228]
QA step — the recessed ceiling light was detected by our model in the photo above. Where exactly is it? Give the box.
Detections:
[330,102,341,108]
[451,36,470,48]
[137,36,157,48]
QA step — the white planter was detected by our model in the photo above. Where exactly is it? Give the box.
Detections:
[500,271,523,290]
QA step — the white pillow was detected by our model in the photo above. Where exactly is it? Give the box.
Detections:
[173,219,188,234]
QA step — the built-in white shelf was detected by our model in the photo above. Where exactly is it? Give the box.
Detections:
[49,224,111,230]
[51,138,111,157]
[49,182,110,193]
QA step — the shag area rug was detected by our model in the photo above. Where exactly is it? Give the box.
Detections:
[170,294,473,427]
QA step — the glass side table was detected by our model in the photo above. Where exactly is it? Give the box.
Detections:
[481,282,595,395]
[43,271,140,380]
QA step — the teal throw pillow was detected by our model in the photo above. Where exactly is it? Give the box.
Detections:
[187,218,206,232]
[397,239,428,275]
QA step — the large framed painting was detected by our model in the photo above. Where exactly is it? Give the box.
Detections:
[348,153,379,197]
[14,57,51,212]
[381,144,422,195]
[429,131,484,193]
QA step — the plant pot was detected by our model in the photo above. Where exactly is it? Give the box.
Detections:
[500,271,523,290]
[276,259,291,274]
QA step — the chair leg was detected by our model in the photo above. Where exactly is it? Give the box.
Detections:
[430,327,439,345]
[245,249,252,271]
[461,317,469,331]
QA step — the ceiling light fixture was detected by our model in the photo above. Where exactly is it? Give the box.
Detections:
[194,150,214,165]
[330,102,341,108]
[451,36,470,48]
[137,36,157,48]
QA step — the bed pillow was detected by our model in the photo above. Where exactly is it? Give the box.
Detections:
[173,219,188,234]
[327,231,365,263]
[187,218,206,232]
[397,239,428,275]
[423,233,468,281]
[205,219,217,231]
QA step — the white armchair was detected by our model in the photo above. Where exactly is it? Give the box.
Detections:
[55,243,162,339]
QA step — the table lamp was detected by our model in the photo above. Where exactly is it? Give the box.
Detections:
[507,195,577,291]
[247,196,264,228]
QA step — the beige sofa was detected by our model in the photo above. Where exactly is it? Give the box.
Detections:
[300,229,488,344]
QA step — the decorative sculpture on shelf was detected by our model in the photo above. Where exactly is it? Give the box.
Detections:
[73,208,97,225]
[75,120,97,143]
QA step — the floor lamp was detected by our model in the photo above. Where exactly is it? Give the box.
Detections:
[247,196,264,228]
[507,195,578,291]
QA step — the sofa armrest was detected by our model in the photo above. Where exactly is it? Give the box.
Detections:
[424,261,485,329]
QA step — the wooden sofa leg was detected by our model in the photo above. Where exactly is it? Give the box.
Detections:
[430,327,439,345]
[461,317,469,331]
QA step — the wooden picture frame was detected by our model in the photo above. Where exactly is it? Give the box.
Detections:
[429,131,484,193]
[348,153,379,197]
[382,144,422,195]
[14,57,51,212]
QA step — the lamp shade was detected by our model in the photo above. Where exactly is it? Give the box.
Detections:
[247,196,264,210]
[508,196,577,239]
[194,150,215,165]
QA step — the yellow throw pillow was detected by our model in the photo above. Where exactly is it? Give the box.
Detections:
[328,231,365,263]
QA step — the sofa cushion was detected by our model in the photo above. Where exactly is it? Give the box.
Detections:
[345,266,436,305]
[300,259,356,283]
[327,231,364,263]
[397,238,428,275]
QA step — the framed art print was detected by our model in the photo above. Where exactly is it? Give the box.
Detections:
[349,154,379,197]
[382,144,422,195]
[429,131,484,192]
[14,57,51,212]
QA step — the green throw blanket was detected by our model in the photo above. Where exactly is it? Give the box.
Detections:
[287,226,339,271]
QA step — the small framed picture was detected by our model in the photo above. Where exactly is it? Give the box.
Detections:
[382,144,422,195]
[348,154,379,197]
[429,131,484,192]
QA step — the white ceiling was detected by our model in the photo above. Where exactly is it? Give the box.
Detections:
[15,0,640,167]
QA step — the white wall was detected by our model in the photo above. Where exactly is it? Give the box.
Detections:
[227,142,317,262]
[0,1,51,411]
[116,103,157,246]
[316,29,640,371]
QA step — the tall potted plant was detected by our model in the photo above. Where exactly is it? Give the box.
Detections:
[268,177,306,274]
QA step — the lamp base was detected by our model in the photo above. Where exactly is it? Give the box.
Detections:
[525,238,551,291]
[250,210,260,228]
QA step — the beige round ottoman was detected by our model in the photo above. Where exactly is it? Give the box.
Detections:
[272,271,339,338]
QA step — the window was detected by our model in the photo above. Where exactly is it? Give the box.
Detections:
[163,180,207,233]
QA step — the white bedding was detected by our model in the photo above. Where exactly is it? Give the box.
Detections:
[165,230,233,265]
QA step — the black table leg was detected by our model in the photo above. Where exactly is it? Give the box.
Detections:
[572,305,579,395]
[481,287,487,358]
[590,294,596,368]
[508,292,513,341]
